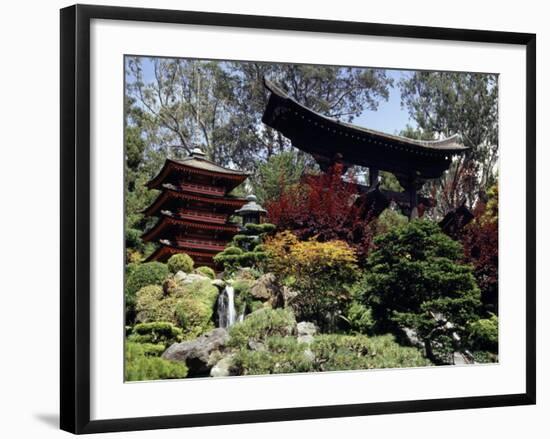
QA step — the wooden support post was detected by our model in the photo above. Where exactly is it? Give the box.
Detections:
[409,184,418,220]
[369,168,379,187]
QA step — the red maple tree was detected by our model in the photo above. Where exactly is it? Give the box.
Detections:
[460,199,498,315]
[266,164,375,261]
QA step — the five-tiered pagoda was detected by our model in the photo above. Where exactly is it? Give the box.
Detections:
[142,148,249,267]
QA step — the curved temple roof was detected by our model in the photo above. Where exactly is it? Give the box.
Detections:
[146,148,249,191]
[262,79,468,180]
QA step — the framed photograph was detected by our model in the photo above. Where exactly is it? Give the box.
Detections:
[60,4,536,434]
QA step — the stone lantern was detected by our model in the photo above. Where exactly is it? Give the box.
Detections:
[235,194,267,225]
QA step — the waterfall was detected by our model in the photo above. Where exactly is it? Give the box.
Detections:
[218,286,237,329]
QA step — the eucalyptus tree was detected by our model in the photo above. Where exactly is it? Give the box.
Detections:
[399,72,498,215]
[125,57,393,171]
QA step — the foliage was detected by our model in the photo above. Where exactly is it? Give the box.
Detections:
[250,151,308,205]
[231,336,314,375]
[482,183,499,224]
[232,278,271,315]
[125,262,170,322]
[126,262,140,278]
[310,334,431,371]
[135,285,174,323]
[460,182,498,314]
[471,350,499,364]
[374,208,408,236]
[264,231,359,329]
[266,164,376,261]
[363,220,482,364]
[399,72,498,214]
[343,302,375,335]
[125,57,392,170]
[167,253,194,274]
[228,308,297,349]
[126,228,146,253]
[467,314,498,352]
[214,223,274,271]
[173,280,219,338]
[135,280,218,339]
[125,342,188,381]
[128,321,183,348]
[195,266,216,280]
[231,333,430,375]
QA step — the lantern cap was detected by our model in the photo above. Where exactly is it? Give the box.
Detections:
[235,194,267,215]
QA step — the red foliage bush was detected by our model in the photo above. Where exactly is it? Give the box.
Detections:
[265,164,375,261]
[460,204,498,315]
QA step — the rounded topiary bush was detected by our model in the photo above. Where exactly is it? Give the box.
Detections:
[222,246,243,255]
[196,266,216,280]
[167,253,194,274]
[135,285,174,323]
[125,262,170,313]
[128,321,183,348]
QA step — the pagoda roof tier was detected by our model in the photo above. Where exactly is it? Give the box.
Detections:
[146,245,217,267]
[147,152,249,191]
[142,213,241,243]
[154,238,225,254]
[262,79,468,180]
[143,187,247,217]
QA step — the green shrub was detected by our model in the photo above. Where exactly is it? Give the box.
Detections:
[174,280,219,338]
[264,231,359,330]
[167,253,194,274]
[363,220,482,364]
[374,208,408,236]
[135,285,174,323]
[231,235,253,246]
[224,246,244,255]
[215,223,275,272]
[125,262,170,322]
[344,302,375,334]
[468,314,498,352]
[135,342,166,357]
[126,262,140,278]
[230,333,430,376]
[125,342,188,381]
[228,308,296,348]
[128,322,183,348]
[311,334,431,371]
[232,336,313,375]
[471,350,498,363]
[196,266,216,280]
[232,279,253,315]
[135,280,218,339]
[233,279,253,296]
[126,228,145,252]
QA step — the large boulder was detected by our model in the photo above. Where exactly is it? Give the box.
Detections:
[211,278,226,290]
[162,328,229,376]
[210,355,236,378]
[297,321,317,344]
[250,273,284,307]
[174,271,209,285]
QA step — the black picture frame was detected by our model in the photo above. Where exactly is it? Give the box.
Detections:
[60,4,536,434]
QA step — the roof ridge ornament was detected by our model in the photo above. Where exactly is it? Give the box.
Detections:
[191,147,206,158]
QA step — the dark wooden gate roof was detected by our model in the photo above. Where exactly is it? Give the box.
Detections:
[262,79,467,180]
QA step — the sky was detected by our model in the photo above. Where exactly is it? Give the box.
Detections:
[355,69,416,134]
[135,57,415,135]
